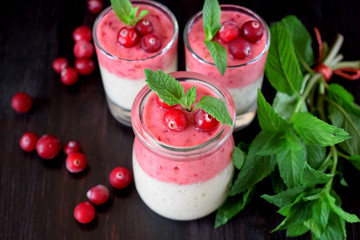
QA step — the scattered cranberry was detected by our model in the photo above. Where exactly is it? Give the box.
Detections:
[74,201,96,224]
[66,152,87,173]
[87,0,103,15]
[141,34,162,53]
[217,21,240,43]
[73,40,94,59]
[229,38,251,60]
[73,26,92,42]
[117,27,139,48]
[135,19,154,35]
[19,132,38,152]
[155,95,173,109]
[87,185,110,205]
[64,140,82,155]
[195,110,219,131]
[60,67,79,85]
[11,92,33,113]
[240,20,264,43]
[36,134,61,160]
[163,109,188,132]
[74,58,95,76]
[109,167,132,189]
[52,57,69,74]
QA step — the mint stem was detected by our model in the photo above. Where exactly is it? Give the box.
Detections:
[293,73,321,114]
[325,146,338,192]
[323,34,344,65]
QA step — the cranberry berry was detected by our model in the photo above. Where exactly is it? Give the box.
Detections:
[60,67,79,85]
[87,184,110,205]
[73,40,94,59]
[36,134,61,160]
[141,34,162,53]
[11,92,33,113]
[20,132,38,152]
[163,109,188,132]
[109,167,132,189]
[64,140,82,155]
[229,38,251,60]
[195,110,219,131]
[74,201,96,224]
[74,58,95,76]
[135,19,154,35]
[66,152,87,173]
[155,95,173,109]
[52,57,69,74]
[117,26,139,48]
[87,0,103,15]
[240,20,264,43]
[73,26,92,42]
[217,21,240,43]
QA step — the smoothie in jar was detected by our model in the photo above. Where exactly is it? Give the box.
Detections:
[184,4,270,131]
[131,71,235,220]
[93,0,178,126]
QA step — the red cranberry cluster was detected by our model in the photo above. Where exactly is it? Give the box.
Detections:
[216,20,264,60]
[155,95,219,132]
[118,19,162,53]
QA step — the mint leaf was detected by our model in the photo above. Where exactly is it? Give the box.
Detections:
[327,84,360,116]
[348,155,360,171]
[204,40,227,75]
[273,92,308,121]
[232,146,245,170]
[144,69,184,106]
[262,186,305,209]
[202,0,221,41]
[180,86,196,111]
[306,144,326,170]
[302,162,333,188]
[265,22,303,96]
[291,112,350,146]
[196,95,233,126]
[111,0,148,26]
[325,192,360,223]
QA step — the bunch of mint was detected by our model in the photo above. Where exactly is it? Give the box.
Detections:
[216,15,360,240]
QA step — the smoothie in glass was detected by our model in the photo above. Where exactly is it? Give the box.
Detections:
[93,0,178,126]
[131,71,235,220]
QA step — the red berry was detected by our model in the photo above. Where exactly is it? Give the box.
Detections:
[163,109,188,132]
[135,19,154,35]
[141,34,162,53]
[19,132,38,152]
[87,0,103,15]
[66,152,87,173]
[52,57,69,73]
[60,67,79,85]
[73,40,94,58]
[64,140,82,155]
[229,38,251,60]
[194,110,219,131]
[109,167,132,189]
[11,92,33,113]
[87,185,110,205]
[217,21,240,43]
[155,95,173,109]
[74,58,95,75]
[74,202,96,224]
[73,26,92,42]
[117,27,139,48]
[36,134,61,160]
[240,20,264,43]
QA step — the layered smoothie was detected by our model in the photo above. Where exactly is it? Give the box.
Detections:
[184,5,270,130]
[131,72,235,220]
[93,0,178,126]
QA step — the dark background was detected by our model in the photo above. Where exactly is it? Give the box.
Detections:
[1,0,359,239]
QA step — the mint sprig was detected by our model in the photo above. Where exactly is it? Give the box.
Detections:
[203,0,227,75]
[110,0,148,26]
[215,15,360,239]
[144,69,233,126]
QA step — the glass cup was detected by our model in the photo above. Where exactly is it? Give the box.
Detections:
[131,71,235,220]
[93,0,179,127]
[184,5,270,131]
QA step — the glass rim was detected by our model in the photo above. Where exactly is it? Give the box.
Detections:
[183,4,270,68]
[93,0,179,62]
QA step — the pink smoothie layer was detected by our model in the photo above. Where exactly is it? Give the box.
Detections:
[186,10,268,88]
[95,4,177,79]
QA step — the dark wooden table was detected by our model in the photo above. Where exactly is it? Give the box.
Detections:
[1,0,360,239]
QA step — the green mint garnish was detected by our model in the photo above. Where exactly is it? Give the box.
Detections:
[203,0,227,75]
[110,0,149,26]
[144,69,233,126]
